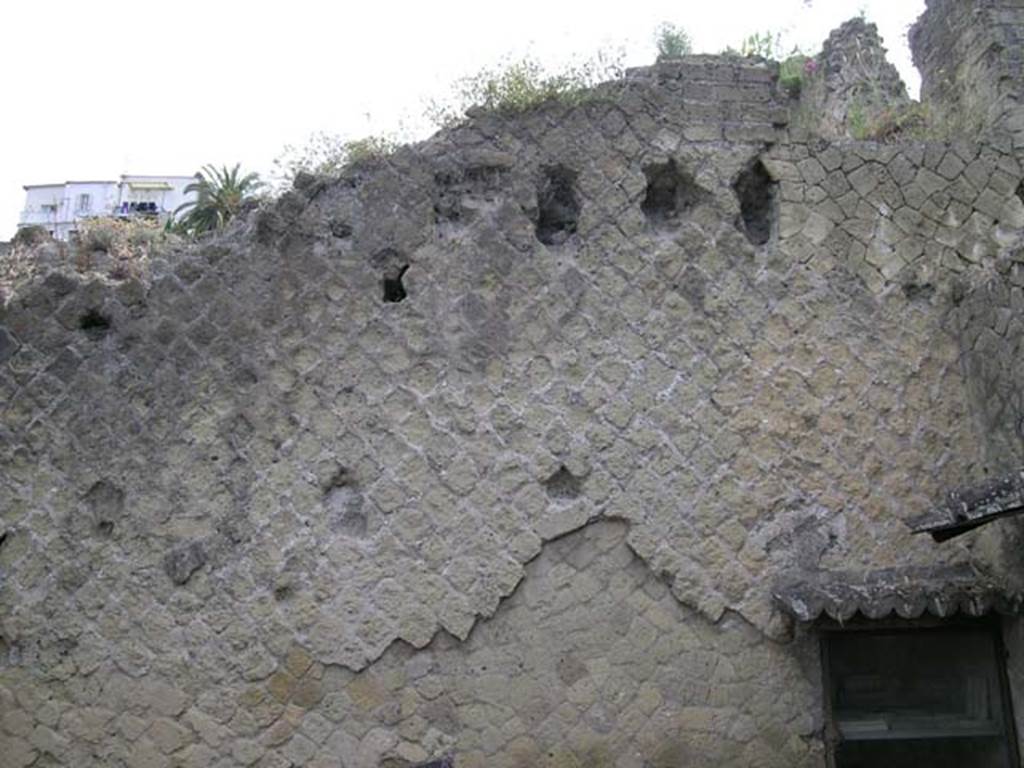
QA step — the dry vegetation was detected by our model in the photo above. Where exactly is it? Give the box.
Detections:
[1,217,181,304]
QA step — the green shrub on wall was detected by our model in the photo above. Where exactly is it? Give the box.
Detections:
[722,30,815,98]
[274,133,399,185]
[654,23,692,61]
[425,52,624,127]
[779,54,814,98]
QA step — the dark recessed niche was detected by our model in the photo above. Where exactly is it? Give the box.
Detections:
[733,158,777,246]
[329,219,353,239]
[641,158,711,228]
[371,248,410,303]
[78,309,111,337]
[382,265,409,303]
[273,584,294,602]
[544,465,583,500]
[902,282,935,301]
[536,166,580,246]
[1016,180,1024,206]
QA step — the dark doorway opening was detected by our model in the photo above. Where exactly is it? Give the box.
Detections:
[821,620,1020,768]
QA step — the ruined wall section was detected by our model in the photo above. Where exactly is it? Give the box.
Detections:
[799,18,910,140]
[905,0,1024,579]
[2,56,1024,767]
[767,139,1024,293]
[943,264,1024,589]
[270,521,825,768]
[952,263,1024,474]
[768,134,1024,588]
[912,0,1024,145]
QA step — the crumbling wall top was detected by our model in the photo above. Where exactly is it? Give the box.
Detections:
[911,0,1024,145]
[799,17,910,140]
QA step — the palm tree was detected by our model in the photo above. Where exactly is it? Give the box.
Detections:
[174,164,263,235]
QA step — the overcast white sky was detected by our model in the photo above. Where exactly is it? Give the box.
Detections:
[0,0,925,239]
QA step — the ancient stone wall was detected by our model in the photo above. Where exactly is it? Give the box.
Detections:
[272,521,824,768]
[943,255,1024,613]
[4,12,1024,768]
[799,18,910,140]
[912,0,1024,145]
[953,264,1024,474]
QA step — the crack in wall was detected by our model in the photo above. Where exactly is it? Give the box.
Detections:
[326,512,795,676]
[279,515,824,768]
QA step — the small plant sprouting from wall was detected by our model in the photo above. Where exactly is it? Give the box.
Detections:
[847,100,870,140]
[654,23,692,61]
[731,31,783,59]
[845,100,977,142]
[779,54,815,98]
[536,166,581,246]
[723,30,814,98]
[725,30,809,61]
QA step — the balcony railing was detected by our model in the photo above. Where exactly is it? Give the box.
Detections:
[114,201,162,216]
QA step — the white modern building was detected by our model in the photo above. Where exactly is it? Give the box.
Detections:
[18,174,200,240]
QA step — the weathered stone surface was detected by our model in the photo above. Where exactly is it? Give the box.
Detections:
[800,17,910,139]
[3,6,1024,767]
[285,522,823,767]
[912,0,1024,145]
[163,542,206,585]
[0,327,17,363]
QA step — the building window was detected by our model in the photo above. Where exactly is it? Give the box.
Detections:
[41,204,57,214]
[823,621,1020,768]
[76,193,91,213]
